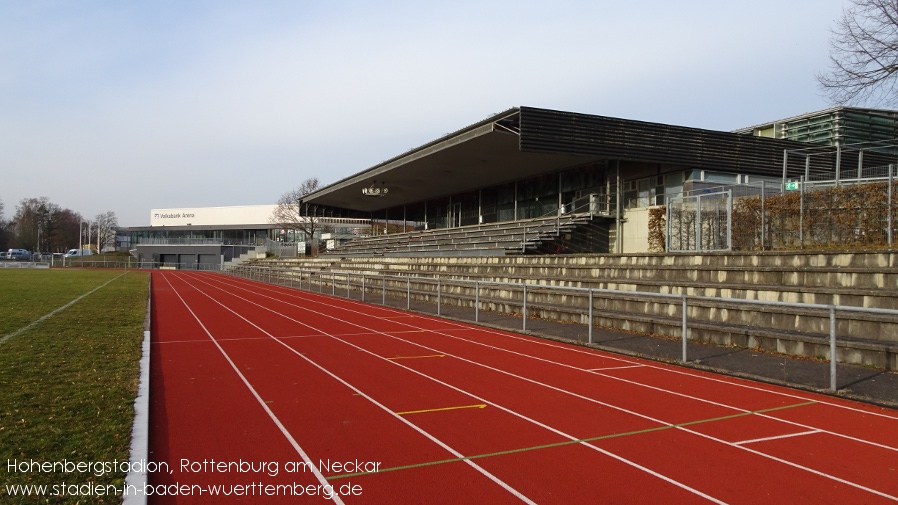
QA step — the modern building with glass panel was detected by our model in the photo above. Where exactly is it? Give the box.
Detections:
[129,205,369,268]
[734,106,898,146]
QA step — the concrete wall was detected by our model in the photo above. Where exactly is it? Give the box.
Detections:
[620,207,651,254]
[257,251,898,369]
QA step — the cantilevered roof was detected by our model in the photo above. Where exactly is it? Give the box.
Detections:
[302,107,603,213]
[304,106,812,213]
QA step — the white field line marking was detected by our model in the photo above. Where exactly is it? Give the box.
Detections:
[182,275,732,503]
[193,272,898,499]
[734,430,823,446]
[683,427,898,501]
[0,272,128,347]
[245,273,898,422]
[589,365,646,371]
[158,273,345,505]
[173,273,538,505]
[225,275,898,439]
[208,274,898,454]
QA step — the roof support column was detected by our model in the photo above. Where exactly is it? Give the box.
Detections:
[616,160,623,254]
[478,189,482,224]
[514,181,519,221]
[835,144,841,186]
[558,172,563,214]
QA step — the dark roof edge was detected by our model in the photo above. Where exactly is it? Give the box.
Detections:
[304,107,521,201]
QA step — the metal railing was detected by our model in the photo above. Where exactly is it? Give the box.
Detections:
[520,193,611,253]
[222,264,898,392]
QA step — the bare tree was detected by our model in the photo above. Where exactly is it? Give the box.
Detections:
[94,211,119,253]
[818,0,898,107]
[270,177,322,256]
[0,198,8,251]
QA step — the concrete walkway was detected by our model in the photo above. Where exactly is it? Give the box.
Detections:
[366,294,898,409]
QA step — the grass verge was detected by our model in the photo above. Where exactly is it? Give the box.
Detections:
[0,269,149,504]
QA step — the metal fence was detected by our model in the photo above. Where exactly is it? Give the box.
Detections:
[222,264,898,392]
[667,190,732,252]
[667,175,898,251]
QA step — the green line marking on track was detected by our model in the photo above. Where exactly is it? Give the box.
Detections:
[396,404,487,416]
[385,354,445,360]
[325,400,818,481]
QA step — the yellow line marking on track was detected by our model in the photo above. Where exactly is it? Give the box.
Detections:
[396,404,487,416]
[385,354,445,360]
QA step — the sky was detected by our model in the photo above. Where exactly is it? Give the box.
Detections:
[1,0,851,227]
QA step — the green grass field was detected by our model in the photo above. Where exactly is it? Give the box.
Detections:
[0,269,149,504]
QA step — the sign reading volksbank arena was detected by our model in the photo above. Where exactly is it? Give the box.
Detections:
[150,205,278,227]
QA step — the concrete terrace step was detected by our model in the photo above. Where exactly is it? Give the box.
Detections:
[259,257,898,310]
[243,266,898,370]
[324,214,591,256]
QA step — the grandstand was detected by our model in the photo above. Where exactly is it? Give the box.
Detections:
[132,105,898,379]
[299,106,817,256]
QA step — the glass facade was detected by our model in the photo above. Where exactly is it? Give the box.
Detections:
[364,162,612,230]
[130,228,271,246]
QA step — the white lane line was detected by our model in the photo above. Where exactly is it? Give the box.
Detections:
[182,272,727,504]
[193,272,898,500]
[159,273,346,505]
[734,430,823,446]
[0,271,128,346]
[589,365,646,371]
[253,275,898,423]
[232,277,898,453]
[173,272,538,505]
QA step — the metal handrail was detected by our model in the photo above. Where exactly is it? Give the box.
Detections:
[223,263,898,392]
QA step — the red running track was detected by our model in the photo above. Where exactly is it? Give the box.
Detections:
[147,270,898,504]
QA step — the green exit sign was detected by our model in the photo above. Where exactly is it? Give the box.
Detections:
[785,181,800,191]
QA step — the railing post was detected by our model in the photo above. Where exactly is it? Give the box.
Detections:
[437,278,441,316]
[407,277,411,310]
[475,281,480,322]
[886,165,895,246]
[681,295,688,363]
[588,289,593,344]
[761,181,766,251]
[522,284,528,331]
[332,272,336,295]
[362,274,366,302]
[830,306,838,392]
[382,274,386,305]
[799,175,805,247]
